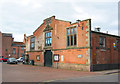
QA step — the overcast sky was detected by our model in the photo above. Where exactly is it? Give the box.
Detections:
[0,0,119,42]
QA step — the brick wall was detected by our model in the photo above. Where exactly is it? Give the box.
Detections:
[12,46,25,58]
[91,32,120,65]
[2,35,12,58]
[53,49,89,64]
[27,51,44,66]
[26,36,31,51]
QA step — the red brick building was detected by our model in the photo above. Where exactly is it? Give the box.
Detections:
[26,16,120,71]
[12,42,26,58]
[0,32,13,58]
[91,31,120,71]
[0,32,26,59]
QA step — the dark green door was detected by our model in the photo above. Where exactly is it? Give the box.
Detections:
[44,50,52,67]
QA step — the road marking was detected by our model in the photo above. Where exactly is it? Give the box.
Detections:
[44,80,56,82]
[44,77,72,82]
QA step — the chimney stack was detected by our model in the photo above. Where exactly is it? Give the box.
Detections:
[23,34,26,44]
[76,19,81,27]
[106,31,108,34]
[95,27,101,32]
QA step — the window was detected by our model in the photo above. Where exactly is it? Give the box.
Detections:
[82,23,84,30]
[45,31,52,46]
[36,55,40,61]
[21,47,23,50]
[13,48,16,54]
[67,27,77,46]
[116,39,120,48]
[30,37,35,50]
[100,37,105,47]
[24,51,26,53]
[21,53,24,57]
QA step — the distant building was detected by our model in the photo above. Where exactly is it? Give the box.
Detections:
[12,42,25,58]
[0,31,26,58]
[25,16,120,71]
[0,32,13,58]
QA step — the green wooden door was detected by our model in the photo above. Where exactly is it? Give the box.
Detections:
[44,50,52,67]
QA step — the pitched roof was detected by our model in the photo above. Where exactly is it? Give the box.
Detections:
[91,31,120,38]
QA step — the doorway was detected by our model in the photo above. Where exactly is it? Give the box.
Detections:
[44,50,52,67]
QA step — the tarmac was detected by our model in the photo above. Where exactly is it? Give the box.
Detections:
[1,62,120,83]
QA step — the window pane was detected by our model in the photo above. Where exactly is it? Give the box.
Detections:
[33,37,35,41]
[31,43,34,48]
[100,37,103,45]
[45,33,47,37]
[48,38,50,45]
[45,39,47,45]
[21,47,23,50]
[13,48,16,54]
[74,35,77,45]
[74,28,77,33]
[67,36,69,46]
[50,38,52,46]
[71,28,73,34]
[100,37,105,47]
[103,38,105,47]
[71,36,73,46]
[31,37,35,42]
[82,26,84,30]
[50,38,52,43]
[67,29,70,35]
[48,32,49,37]
[50,32,52,37]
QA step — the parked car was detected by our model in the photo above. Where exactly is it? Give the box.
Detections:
[7,58,18,64]
[0,57,3,62]
[0,56,8,62]
[17,57,23,62]
[3,58,8,62]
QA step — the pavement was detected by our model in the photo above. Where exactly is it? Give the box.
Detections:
[95,69,119,74]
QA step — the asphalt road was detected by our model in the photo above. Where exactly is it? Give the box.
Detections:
[1,62,119,83]
[2,62,97,82]
[52,73,119,82]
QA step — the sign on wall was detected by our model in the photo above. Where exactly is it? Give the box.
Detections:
[54,54,59,62]
[36,55,40,61]
[113,43,116,48]
[78,55,82,58]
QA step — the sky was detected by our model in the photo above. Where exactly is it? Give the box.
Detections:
[0,0,119,42]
